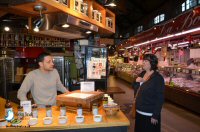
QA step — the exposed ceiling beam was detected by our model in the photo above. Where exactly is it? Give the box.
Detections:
[128,0,147,14]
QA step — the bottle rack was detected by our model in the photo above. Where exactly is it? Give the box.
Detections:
[0,33,70,48]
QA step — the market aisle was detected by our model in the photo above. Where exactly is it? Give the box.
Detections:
[107,75,200,132]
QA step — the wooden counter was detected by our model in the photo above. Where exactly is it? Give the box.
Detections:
[0,97,130,132]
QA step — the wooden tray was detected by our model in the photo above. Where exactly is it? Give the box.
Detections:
[56,90,104,111]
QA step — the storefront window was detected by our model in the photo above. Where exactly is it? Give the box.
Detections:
[154,14,165,24]
[137,25,143,33]
[182,3,186,12]
[160,14,165,21]
[182,0,197,12]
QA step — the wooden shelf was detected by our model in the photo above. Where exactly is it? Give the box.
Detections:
[9,0,115,35]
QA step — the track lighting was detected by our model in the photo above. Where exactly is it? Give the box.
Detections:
[105,0,116,7]
[33,5,46,32]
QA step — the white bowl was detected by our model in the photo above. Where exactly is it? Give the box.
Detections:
[0,119,7,127]
[43,117,53,125]
[28,118,38,126]
[93,115,102,122]
[58,116,68,124]
[76,116,84,123]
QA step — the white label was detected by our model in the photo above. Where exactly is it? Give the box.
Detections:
[80,82,95,92]
[20,101,32,116]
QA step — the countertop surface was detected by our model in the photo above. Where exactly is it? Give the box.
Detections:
[0,97,130,131]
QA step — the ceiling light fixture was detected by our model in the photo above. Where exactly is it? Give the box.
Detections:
[33,5,46,32]
[33,27,39,32]
[86,31,92,34]
[25,25,29,29]
[4,26,10,32]
[105,0,116,7]
[62,24,70,28]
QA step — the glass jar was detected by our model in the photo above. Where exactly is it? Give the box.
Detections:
[60,104,66,116]
[102,97,108,106]
[17,106,24,119]
[46,105,52,117]
[92,103,98,115]
[77,104,82,116]
[32,104,38,118]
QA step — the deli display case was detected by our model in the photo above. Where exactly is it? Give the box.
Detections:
[115,63,142,83]
[159,66,200,114]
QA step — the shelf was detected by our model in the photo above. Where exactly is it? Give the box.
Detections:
[9,0,115,34]
[0,33,70,48]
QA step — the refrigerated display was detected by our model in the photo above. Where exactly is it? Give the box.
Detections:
[53,56,70,88]
[0,57,14,98]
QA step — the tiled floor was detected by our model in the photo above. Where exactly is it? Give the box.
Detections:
[108,75,200,132]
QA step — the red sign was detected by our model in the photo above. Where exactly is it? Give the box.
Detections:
[127,6,200,47]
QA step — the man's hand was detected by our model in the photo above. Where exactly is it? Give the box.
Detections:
[151,117,158,125]
[136,77,144,82]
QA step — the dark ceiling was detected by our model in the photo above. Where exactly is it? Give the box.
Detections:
[96,0,185,38]
[0,0,183,38]
[97,0,168,37]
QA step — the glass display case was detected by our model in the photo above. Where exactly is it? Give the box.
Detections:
[115,63,142,83]
[84,46,108,90]
[159,66,200,114]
